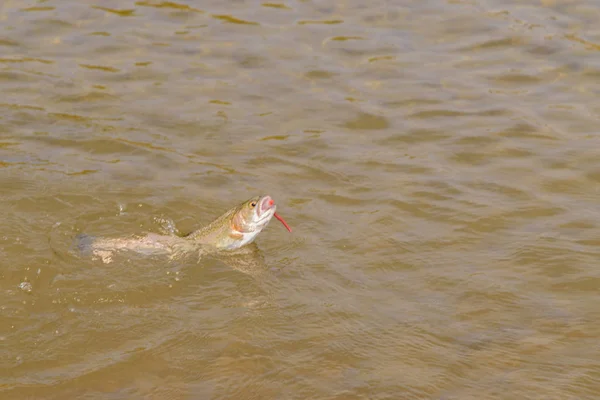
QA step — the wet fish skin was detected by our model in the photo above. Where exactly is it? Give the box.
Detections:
[186,194,278,250]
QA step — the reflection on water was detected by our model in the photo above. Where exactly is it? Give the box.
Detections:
[2,0,600,398]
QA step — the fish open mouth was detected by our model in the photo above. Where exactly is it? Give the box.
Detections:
[258,195,275,216]
[257,195,292,232]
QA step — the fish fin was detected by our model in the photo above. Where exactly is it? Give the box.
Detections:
[74,233,95,254]
[228,231,243,240]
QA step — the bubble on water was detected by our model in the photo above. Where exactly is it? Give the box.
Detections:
[155,216,179,235]
[18,282,32,293]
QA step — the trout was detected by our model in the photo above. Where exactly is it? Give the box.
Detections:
[78,195,291,264]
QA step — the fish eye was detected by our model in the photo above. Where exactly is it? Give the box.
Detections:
[250,201,257,207]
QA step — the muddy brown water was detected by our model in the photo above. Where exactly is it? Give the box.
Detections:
[1,1,600,399]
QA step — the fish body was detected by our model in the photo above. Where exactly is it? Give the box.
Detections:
[78,195,291,263]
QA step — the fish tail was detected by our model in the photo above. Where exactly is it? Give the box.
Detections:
[74,233,96,254]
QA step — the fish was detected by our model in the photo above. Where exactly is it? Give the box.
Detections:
[186,194,291,249]
[77,194,292,264]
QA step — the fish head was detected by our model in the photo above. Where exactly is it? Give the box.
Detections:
[229,195,277,247]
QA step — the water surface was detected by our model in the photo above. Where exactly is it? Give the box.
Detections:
[2,1,600,399]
